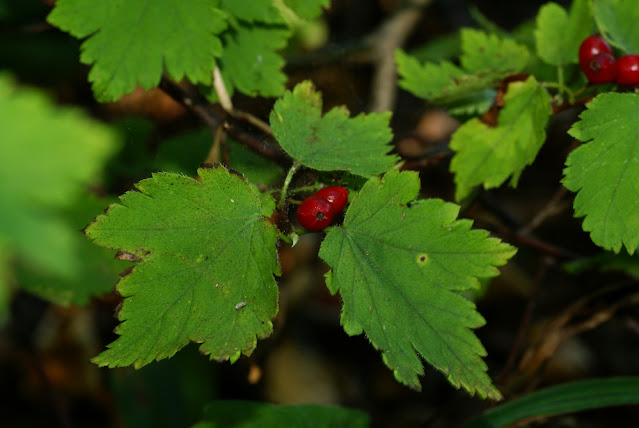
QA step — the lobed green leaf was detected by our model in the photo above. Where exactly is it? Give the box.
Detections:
[460,28,530,72]
[48,0,227,102]
[450,76,551,201]
[593,0,639,53]
[319,170,516,399]
[534,0,593,66]
[564,92,639,254]
[221,0,285,24]
[270,81,398,177]
[397,29,529,105]
[86,165,280,368]
[220,24,290,98]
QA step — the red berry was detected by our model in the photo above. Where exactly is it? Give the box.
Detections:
[579,35,613,69]
[616,54,639,85]
[581,53,618,84]
[297,196,335,231]
[314,186,349,213]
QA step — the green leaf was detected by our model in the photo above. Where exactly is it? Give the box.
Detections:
[450,76,551,201]
[193,401,369,428]
[283,0,330,20]
[464,377,639,428]
[86,165,280,368]
[396,50,507,104]
[564,251,639,280]
[319,170,516,399]
[397,29,529,105]
[534,0,593,66]
[460,28,529,72]
[593,0,639,53]
[564,92,639,254]
[47,0,227,102]
[221,0,285,24]
[221,24,289,97]
[0,73,117,279]
[270,80,398,177]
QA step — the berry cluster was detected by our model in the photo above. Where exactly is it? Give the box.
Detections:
[579,35,639,85]
[296,186,348,231]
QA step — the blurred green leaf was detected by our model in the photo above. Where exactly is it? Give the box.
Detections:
[0,74,117,280]
[534,0,593,66]
[465,377,639,428]
[18,193,130,306]
[593,0,639,53]
[193,400,369,428]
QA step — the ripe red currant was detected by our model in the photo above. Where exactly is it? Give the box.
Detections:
[616,54,639,85]
[314,186,349,213]
[297,196,335,231]
[578,35,613,69]
[581,53,618,84]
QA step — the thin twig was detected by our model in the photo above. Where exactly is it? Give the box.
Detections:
[368,0,434,112]
[278,161,301,208]
[514,283,639,392]
[212,65,233,111]
[519,185,570,235]
[158,76,288,166]
[497,256,553,387]
[229,108,274,137]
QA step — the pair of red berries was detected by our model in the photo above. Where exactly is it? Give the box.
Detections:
[579,35,639,85]
[296,186,348,231]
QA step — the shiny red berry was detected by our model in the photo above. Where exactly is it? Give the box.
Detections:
[616,54,639,85]
[578,35,613,69]
[581,53,618,84]
[314,186,349,213]
[297,196,335,231]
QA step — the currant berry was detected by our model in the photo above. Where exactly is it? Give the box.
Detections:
[581,53,618,84]
[578,35,613,69]
[314,186,349,213]
[616,54,639,85]
[297,196,335,231]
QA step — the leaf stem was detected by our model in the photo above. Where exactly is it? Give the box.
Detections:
[277,231,293,244]
[543,66,575,105]
[541,81,575,105]
[278,161,301,208]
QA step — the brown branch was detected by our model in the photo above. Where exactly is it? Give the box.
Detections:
[514,284,639,391]
[497,256,553,387]
[158,76,288,167]
[519,185,570,235]
[367,0,434,112]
